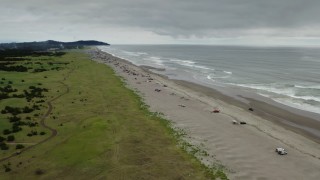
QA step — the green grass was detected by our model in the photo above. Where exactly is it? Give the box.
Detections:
[0,50,227,179]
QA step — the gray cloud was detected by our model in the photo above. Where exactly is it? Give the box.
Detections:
[1,0,320,44]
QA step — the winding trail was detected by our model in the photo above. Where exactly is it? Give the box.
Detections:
[0,69,74,163]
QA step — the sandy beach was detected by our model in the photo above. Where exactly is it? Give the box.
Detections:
[90,48,320,180]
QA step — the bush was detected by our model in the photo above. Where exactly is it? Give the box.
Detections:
[0,142,9,150]
[3,129,11,135]
[9,115,21,122]
[35,168,45,175]
[7,135,15,142]
[4,106,22,115]
[0,136,5,142]
[40,132,46,135]
[16,144,25,149]
[4,166,11,172]
[11,125,22,133]
[23,106,33,113]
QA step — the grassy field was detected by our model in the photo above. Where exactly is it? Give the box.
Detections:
[0,50,227,179]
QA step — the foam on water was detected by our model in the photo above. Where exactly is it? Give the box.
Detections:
[170,58,212,70]
[224,71,233,74]
[263,95,320,114]
[294,85,320,90]
[144,56,165,66]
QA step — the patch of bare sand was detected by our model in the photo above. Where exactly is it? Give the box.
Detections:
[91,49,320,180]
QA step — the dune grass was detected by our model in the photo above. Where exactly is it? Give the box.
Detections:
[0,50,227,179]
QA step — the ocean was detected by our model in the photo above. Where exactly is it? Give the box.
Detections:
[99,45,320,115]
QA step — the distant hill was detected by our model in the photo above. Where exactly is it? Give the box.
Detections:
[0,40,109,51]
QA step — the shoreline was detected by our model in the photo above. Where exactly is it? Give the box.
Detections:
[173,80,320,144]
[114,51,320,143]
[91,48,320,179]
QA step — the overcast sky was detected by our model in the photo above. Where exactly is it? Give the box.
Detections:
[1,0,320,46]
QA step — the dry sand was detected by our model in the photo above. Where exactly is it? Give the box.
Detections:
[90,49,320,180]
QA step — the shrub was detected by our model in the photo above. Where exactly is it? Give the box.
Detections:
[35,168,45,175]
[7,135,15,142]
[16,144,25,149]
[0,136,5,142]
[3,129,11,135]
[4,166,11,172]
[9,115,21,122]
[11,125,22,133]
[5,106,22,115]
[0,142,9,150]
[40,132,46,135]
[23,106,33,113]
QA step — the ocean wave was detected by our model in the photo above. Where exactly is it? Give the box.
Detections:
[193,65,212,70]
[170,58,195,65]
[259,92,320,114]
[136,52,148,55]
[143,56,164,66]
[294,84,320,90]
[235,83,320,103]
[223,71,233,74]
[207,73,231,80]
[273,98,320,114]
[123,51,147,57]
[207,74,214,80]
[170,58,212,70]
[293,95,320,103]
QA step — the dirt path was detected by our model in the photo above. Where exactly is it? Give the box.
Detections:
[0,69,74,163]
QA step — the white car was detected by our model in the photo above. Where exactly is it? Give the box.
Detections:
[275,147,288,155]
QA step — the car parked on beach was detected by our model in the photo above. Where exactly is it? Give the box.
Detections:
[275,147,288,155]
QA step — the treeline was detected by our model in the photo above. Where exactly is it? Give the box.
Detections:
[0,49,67,73]
[0,62,28,72]
[0,49,66,60]
[0,40,109,51]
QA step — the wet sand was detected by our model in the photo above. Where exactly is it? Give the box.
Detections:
[174,80,320,144]
[90,49,320,180]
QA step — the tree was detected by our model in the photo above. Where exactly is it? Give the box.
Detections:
[7,135,15,142]
[3,129,11,135]
[0,142,9,150]
[0,136,5,142]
